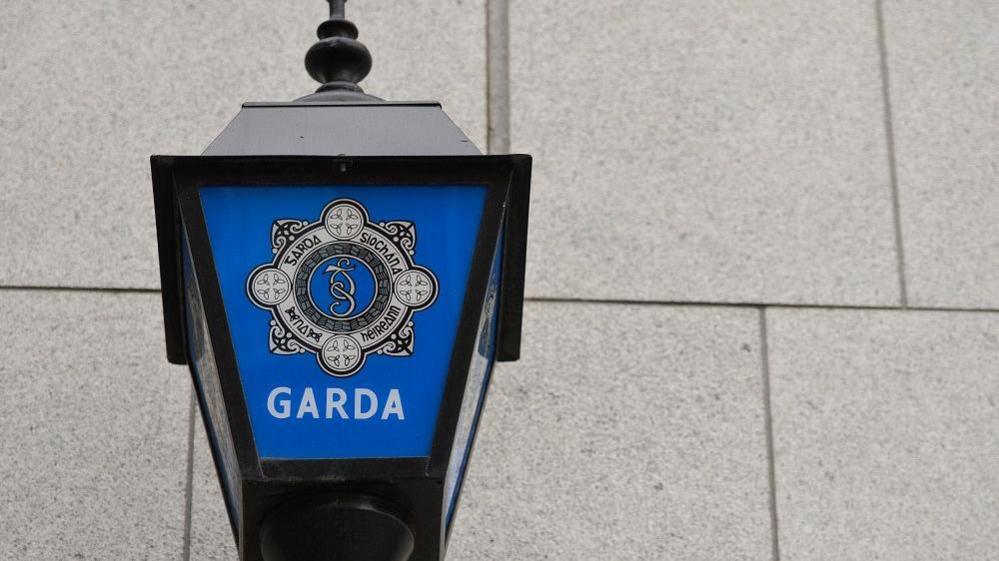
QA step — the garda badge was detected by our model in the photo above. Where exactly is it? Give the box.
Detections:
[247,199,439,377]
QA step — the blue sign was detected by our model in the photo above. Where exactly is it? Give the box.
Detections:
[199,185,487,459]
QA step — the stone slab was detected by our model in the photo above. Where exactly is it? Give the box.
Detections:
[768,308,999,559]
[0,0,484,290]
[351,0,486,150]
[0,291,189,559]
[881,1,999,308]
[511,0,900,306]
[447,302,773,560]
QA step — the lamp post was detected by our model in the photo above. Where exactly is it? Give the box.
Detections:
[151,2,531,560]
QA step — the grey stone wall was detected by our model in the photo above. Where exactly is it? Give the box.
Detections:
[2,1,998,559]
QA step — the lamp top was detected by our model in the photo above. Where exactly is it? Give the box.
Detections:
[299,0,379,102]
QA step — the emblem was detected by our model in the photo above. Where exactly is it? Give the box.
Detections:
[247,199,439,377]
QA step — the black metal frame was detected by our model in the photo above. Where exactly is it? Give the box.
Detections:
[151,154,531,561]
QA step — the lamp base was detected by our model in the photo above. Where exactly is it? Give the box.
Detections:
[259,494,415,561]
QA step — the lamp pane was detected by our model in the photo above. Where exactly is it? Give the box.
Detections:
[444,234,503,528]
[198,184,487,460]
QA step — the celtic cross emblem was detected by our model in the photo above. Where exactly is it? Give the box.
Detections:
[247,199,439,377]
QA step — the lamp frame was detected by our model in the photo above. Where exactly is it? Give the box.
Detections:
[151,154,531,561]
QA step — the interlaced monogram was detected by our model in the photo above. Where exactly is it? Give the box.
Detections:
[324,258,357,318]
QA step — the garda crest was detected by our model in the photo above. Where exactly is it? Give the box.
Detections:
[247,199,439,377]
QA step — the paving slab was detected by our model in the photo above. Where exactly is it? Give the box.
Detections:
[351,0,486,150]
[189,401,240,561]
[0,291,189,560]
[881,1,999,308]
[511,0,899,306]
[447,302,773,560]
[768,308,999,560]
[0,0,484,290]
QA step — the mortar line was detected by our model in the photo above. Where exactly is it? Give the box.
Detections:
[181,388,196,561]
[522,296,999,315]
[1,283,996,313]
[758,308,781,561]
[2,284,997,314]
[486,0,510,154]
[874,0,909,307]
[0,284,159,294]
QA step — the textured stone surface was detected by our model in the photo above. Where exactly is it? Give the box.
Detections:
[189,401,240,561]
[447,302,772,560]
[0,291,189,560]
[768,308,999,559]
[511,0,899,306]
[351,0,486,149]
[882,1,999,308]
[0,0,484,290]
[6,0,999,558]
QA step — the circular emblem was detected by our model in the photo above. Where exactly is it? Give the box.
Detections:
[323,200,365,240]
[320,335,363,377]
[248,268,292,306]
[247,198,439,377]
[308,256,377,319]
[394,269,437,309]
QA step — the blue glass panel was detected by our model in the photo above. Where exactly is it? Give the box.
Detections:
[183,234,242,527]
[443,234,502,528]
[199,185,487,459]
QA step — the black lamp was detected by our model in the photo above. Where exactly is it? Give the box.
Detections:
[151,2,532,560]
